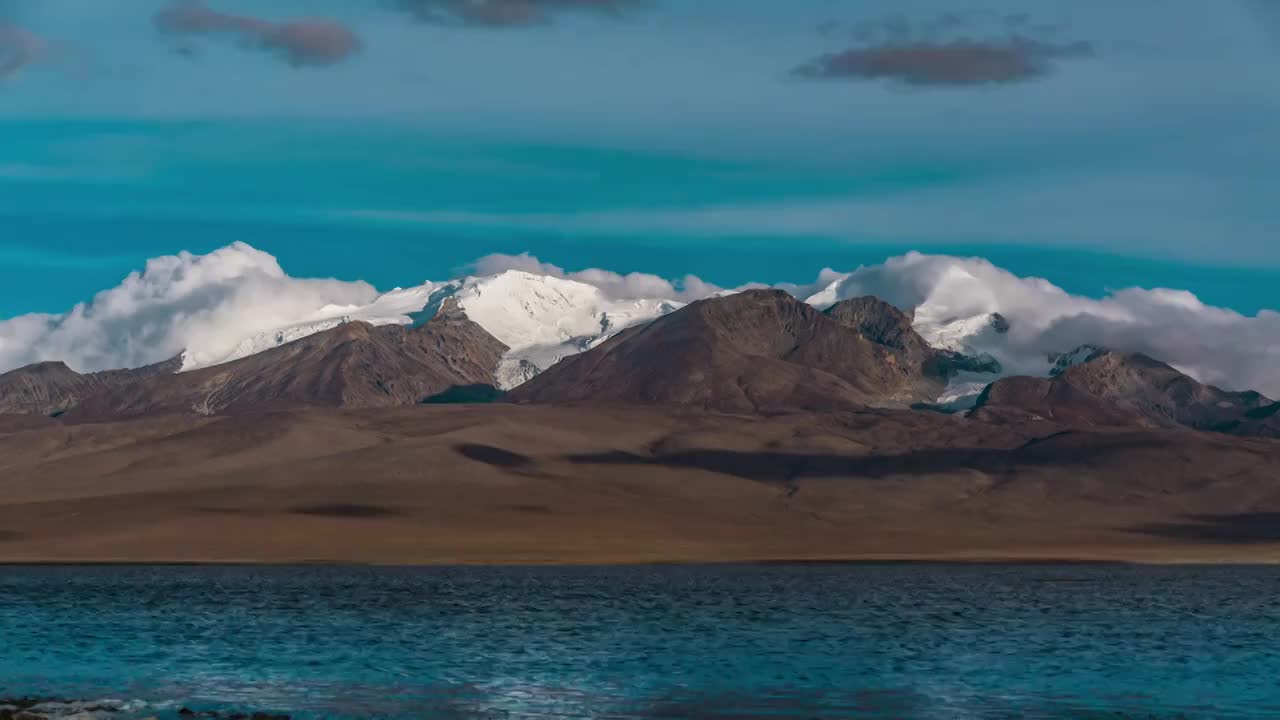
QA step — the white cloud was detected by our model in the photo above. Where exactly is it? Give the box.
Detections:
[822,251,1280,397]
[0,242,381,373]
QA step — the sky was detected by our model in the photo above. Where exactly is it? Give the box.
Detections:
[1,0,1279,319]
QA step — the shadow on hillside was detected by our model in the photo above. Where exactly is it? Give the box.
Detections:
[422,384,505,404]
[555,434,1166,483]
[455,443,535,469]
[1129,513,1280,544]
[290,503,401,519]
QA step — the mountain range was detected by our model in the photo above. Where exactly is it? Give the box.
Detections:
[3,270,1280,563]
[2,274,1273,439]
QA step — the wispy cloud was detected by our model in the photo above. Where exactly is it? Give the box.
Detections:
[397,0,645,28]
[154,0,360,67]
[0,21,41,80]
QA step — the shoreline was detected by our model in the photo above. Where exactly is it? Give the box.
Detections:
[0,554,1276,568]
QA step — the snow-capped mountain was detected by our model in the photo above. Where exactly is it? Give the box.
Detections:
[805,281,1014,407]
[424,271,682,389]
[172,262,1093,404]
[180,270,681,390]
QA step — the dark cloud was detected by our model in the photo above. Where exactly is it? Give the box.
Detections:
[398,0,644,28]
[0,21,40,80]
[155,0,360,67]
[797,15,1091,87]
[796,38,1091,86]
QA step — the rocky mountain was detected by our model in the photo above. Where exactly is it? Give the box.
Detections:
[67,301,507,419]
[508,290,953,413]
[823,296,932,368]
[969,374,1153,429]
[972,349,1272,434]
[1215,402,1280,438]
[824,295,1002,379]
[0,355,182,416]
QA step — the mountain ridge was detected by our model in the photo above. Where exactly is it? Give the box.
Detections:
[509,290,961,413]
[0,355,183,417]
[972,349,1273,434]
[3,286,1277,443]
[65,300,507,419]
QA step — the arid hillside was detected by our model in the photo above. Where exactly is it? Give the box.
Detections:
[1,404,1278,564]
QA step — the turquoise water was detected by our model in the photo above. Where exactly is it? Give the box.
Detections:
[2,564,1278,718]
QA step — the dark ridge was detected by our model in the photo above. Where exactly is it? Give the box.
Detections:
[908,402,962,415]
[1129,513,1280,544]
[566,433,1165,484]
[506,504,553,514]
[931,350,1002,376]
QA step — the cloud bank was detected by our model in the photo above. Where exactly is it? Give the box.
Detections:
[822,252,1280,395]
[0,243,381,374]
[155,0,360,67]
[2,244,1278,400]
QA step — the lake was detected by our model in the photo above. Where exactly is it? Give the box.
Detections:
[2,564,1277,718]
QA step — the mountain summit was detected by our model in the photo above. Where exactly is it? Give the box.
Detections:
[972,349,1273,434]
[508,290,953,413]
[0,356,182,417]
[67,301,507,419]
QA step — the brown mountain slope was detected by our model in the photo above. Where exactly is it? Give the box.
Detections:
[824,295,933,364]
[972,350,1272,434]
[0,355,182,416]
[508,290,947,413]
[70,301,507,419]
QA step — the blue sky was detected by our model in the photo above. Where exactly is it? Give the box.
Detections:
[2,0,1279,317]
